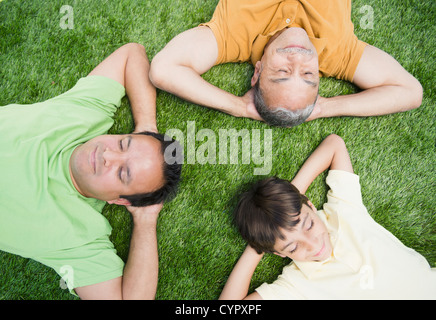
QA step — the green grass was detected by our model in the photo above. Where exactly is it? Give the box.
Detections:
[0,0,435,300]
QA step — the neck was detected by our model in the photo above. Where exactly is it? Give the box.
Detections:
[68,152,86,197]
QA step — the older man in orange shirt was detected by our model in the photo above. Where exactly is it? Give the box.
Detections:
[150,0,422,127]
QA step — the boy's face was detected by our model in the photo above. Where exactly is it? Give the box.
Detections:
[273,202,332,262]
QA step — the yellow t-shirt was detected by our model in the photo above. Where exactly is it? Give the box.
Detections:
[201,0,367,81]
[256,170,436,299]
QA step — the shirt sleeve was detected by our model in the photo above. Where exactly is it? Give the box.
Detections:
[47,75,126,117]
[325,170,365,208]
[33,236,125,295]
[256,282,300,300]
[255,263,304,300]
[336,37,368,82]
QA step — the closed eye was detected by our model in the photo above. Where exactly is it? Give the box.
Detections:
[119,136,132,151]
[307,219,314,230]
[118,167,124,182]
[118,136,132,184]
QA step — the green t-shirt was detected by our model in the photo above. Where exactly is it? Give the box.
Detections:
[0,76,126,291]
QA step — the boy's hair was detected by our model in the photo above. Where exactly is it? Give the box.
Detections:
[120,131,182,207]
[234,177,309,254]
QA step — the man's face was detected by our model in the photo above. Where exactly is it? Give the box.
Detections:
[69,134,164,205]
[273,202,332,262]
[252,27,319,111]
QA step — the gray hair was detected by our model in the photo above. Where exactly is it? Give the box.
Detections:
[253,78,317,128]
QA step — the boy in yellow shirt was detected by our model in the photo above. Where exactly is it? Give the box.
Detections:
[220,135,436,299]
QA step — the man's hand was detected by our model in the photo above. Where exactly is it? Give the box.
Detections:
[126,203,163,225]
[305,95,324,122]
[240,88,263,121]
[133,123,158,134]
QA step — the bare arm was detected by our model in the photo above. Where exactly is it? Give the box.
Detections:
[119,203,161,299]
[291,134,353,194]
[219,245,264,300]
[150,27,262,121]
[89,43,158,133]
[308,45,423,121]
[74,203,162,300]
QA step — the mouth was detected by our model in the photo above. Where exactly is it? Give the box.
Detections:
[277,45,313,55]
[285,45,307,50]
[313,241,325,258]
[90,147,97,174]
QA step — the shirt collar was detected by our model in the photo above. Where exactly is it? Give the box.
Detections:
[292,208,362,279]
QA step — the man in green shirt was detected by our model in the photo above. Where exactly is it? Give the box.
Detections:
[0,43,182,299]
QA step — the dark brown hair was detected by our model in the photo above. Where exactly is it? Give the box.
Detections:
[234,177,309,254]
[120,131,182,207]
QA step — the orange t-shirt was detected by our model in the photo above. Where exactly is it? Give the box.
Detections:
[201,0,367,82]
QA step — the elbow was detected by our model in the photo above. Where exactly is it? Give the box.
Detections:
[410,79,423,110]
[122,42,148,60]
[404,76,423,110]
[325,134,345,146]
[149,53,169,90]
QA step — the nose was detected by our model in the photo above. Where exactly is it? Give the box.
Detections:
[285,52,307,66]
[301,235,320,256]
[103,148,124,167]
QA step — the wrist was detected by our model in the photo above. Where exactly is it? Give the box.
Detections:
[245,245,264,261]
[128,203,162,226]
[224,95,245,118]
[133,123,158,134]
[132,213,158,229]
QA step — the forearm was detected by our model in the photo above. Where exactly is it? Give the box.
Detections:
[314,45,422,120]
[150,25,251,119]
[88,43,158,133]
[153,64,246,118]
[291,134,352,194]
[121,216,159,300]
[124,44,157,133]
[318,84,421,119]
[219,245,264,300]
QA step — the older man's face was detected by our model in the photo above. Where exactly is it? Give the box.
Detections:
[252,27,319,111]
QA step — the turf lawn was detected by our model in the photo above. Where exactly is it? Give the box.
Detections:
[0,0,434,300]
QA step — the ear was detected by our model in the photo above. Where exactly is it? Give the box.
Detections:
[251,61,262,87]
[273,251,286,258]
[107,198,132,206]
[307,200,317,212]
